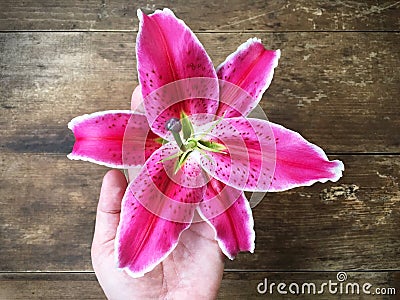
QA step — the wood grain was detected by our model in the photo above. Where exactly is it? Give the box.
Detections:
[1,32,399,154]
[0,153,398,271]
[0,273,105,300]
[1,0,399,32]
[218,272,400,299]
[1,1,399,297]
[0,271,398,299]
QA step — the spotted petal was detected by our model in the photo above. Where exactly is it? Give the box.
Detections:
[136,9,218,138]
[216,38,280,118]
[198,117,276,191]
[115,143,206,276]
[269,122,344,191]
[198,178,255,259]
[68,111,161,168]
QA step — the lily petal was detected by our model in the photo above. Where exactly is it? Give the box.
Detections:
[116,191,191,278]
[269,122,344,191]
[115,143,205,276]
[198,117,276,192]
[136,9,218,137]
[123,114,162,166]
[68,111,160,168]
[198,178,255,259]
[216,38,280,118]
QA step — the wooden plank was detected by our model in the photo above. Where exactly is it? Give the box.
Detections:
[1,32,399,154]
[0,272,398,299]
[0,153,398,271]
[0,0,399,31]
[218,272,400,299]
[0,273,105,300]
[0,153,104,271]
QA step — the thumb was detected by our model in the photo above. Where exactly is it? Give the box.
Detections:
[92,170,127,247]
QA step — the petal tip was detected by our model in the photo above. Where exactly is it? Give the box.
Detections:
[68,114,87,131]
[67,120,74,131]
[275,49,281,60]
[117,265,146,279]
[331,159,345,182]
[113,221,146,279]
[248,37,262,44]
[161,7,175,16]
[226,254,235,260]
[114,244,147,279]
[136,8,143,21]
[337,160,345,171]
[146,7,176,19]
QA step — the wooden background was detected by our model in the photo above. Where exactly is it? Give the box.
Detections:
[0,1,399,299]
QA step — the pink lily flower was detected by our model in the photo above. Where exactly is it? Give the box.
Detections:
[68,8,344,278]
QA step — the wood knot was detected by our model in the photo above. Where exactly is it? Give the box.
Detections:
[320,184,359,201]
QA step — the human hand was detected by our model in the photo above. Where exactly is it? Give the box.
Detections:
[91,170,225,299]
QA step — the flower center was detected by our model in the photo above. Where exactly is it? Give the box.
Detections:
[164,112,227,174]
[185,138,197,150]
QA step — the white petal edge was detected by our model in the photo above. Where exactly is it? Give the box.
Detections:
[196,197,255,260]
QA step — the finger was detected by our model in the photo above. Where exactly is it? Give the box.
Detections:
[131,85,145,113]
[92,170,128,246]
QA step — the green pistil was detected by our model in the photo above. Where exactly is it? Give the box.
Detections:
[171,131,186,152]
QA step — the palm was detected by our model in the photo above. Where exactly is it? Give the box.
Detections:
[91,170,224,299]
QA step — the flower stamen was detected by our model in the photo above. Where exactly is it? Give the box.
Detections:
[166,118,186,152]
